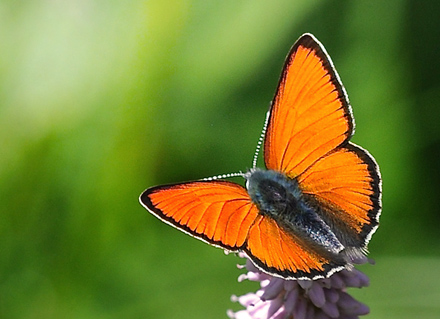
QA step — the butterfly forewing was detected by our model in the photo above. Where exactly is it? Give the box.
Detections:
[140,181,260,249]
[264,34,353,177]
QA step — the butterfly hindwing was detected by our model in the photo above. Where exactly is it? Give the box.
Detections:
[297,144,381,249]
[244,215,346,280]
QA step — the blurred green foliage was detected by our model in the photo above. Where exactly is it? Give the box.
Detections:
[1,1,440,318]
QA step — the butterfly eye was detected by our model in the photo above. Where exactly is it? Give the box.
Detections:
[261,180,287,204]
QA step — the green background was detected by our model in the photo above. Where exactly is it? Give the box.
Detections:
[1,1,439,318]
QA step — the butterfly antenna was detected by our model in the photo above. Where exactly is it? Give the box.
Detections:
[252,110,270,168]
[202,172,244,181]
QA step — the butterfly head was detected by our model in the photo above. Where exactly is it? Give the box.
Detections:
[245,168,302,213]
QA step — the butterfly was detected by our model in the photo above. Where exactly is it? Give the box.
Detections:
[140,33,382,280]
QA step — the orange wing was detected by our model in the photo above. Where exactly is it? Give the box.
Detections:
[141,180,348,279]
[264,34,353,177]
[140,181,260,250]
[244,215,346,280]
[264,33,381,250]
[297,144,381,249]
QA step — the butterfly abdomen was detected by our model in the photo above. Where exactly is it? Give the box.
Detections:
[246,168,345,255]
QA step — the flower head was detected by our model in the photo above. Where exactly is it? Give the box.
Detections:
[228,254,370,319]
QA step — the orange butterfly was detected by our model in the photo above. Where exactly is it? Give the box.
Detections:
[140,34,382,280]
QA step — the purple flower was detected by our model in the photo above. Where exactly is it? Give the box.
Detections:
[228,254,370,319]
